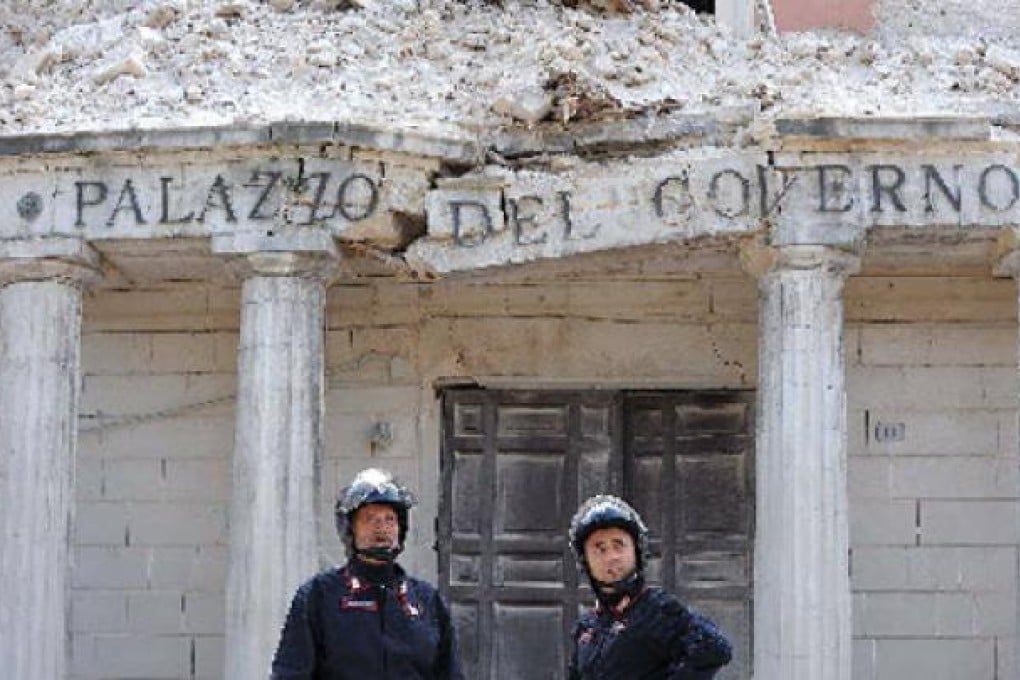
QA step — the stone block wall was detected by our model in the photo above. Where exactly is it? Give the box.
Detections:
[71,272,1019,678]
[73,285,238,680]
[846,276,1020,680]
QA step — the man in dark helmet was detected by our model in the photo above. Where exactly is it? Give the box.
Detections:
[271,468,463,679]
[567,494,732,680]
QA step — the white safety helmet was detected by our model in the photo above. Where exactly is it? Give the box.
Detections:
[335,468,416,561]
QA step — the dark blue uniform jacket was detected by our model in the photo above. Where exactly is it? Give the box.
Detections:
[568,586,732,680]
[271,560,463,680]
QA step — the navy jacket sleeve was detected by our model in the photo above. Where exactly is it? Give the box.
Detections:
[566,620,582,680]
[657,598,732,680]
[270,581,320,680]
[432,589,466,680]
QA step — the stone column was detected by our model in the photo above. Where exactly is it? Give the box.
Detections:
[223,250,338,680]
[741,243,860,680]
[0,245,100,680]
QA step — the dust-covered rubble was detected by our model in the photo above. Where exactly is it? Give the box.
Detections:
[0,0,1018,139]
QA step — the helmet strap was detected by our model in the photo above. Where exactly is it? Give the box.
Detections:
[355,545,402,563]
[590,569,644,609]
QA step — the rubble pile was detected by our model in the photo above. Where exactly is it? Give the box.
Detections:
[0,0,1018,136]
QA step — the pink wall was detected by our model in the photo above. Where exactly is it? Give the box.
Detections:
[772,0,875,33]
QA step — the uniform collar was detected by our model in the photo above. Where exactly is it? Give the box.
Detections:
[346,558,404,588]
[594,586,647,619]
[342,560,420,618]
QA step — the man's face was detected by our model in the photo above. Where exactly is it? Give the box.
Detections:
[583,526,637,584]
[352,503,400,554]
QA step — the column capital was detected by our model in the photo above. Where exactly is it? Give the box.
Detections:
[231,250,340,281]
[213,231,340,281]
[738,237,862,280]
[0,238,102,289]
[992,228,1020,278]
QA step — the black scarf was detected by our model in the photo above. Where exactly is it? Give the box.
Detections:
[350,557,400,588]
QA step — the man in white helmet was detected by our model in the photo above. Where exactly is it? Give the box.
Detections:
[567,494,732,680]
[271,468,463,680]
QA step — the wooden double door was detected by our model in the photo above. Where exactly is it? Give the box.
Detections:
[439,388,754,679]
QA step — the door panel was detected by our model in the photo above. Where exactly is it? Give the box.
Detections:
[624,392,754,680]
[494,604,564,679]
[440,388,753,680]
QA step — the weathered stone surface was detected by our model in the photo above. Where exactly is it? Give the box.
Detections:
[91,46,147,85]
[0,121,477,161]
[485,111,724,159]
[0,147,438,253]
[413,152,764,273]
[492,88,554,124]
[144,2,183,29]
[0,258,97,679]
[224,251,337,680]
[2,121,1020,275]
[775,116,992,140]
[746,244,859,680]
[411,143,1020,273]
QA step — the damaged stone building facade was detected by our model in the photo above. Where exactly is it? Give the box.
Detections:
[1,3,1020,680]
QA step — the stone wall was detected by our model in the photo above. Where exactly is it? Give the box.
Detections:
[74,285,238,679]
[846,276,1019,680]
[71,272,1018,678]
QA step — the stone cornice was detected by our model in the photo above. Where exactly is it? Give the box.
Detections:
[775,116,993,142]
[0,120,481,164]
[0,113,1002,162]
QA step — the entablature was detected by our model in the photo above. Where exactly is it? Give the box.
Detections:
[2,115,1019,284]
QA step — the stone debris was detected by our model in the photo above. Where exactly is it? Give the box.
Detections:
[145,3,183,30]
[215,2,248,19]
[91,46,148,85]
[0,0,1017,135]
[13,83,35,100]
[184,83,204,103]
[985,45,1020,82]
[492,87,555,123]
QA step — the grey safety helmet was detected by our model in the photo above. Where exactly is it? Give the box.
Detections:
[568,494,649,575]
[335,468,416,561]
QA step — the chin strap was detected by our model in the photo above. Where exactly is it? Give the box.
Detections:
[592,570,644,610]
[356,546,402,562]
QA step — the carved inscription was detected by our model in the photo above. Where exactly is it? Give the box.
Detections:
[435,160,1020,250]
[67,164,381,231]
[12,154,1020,255]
